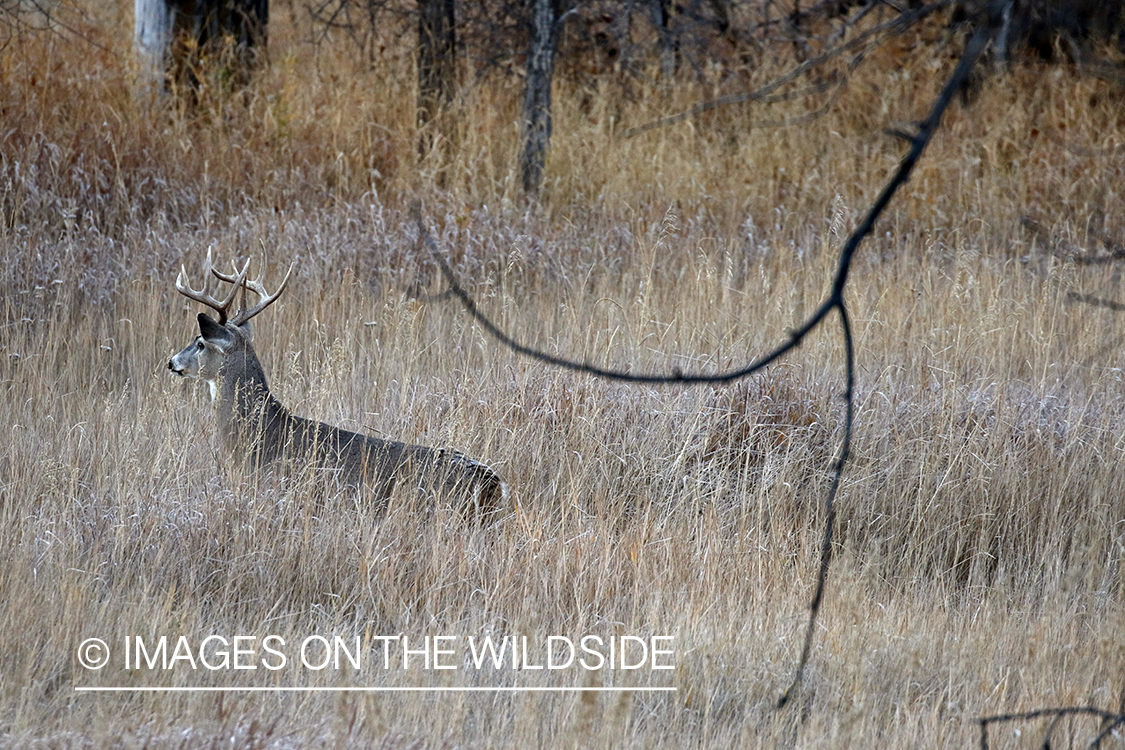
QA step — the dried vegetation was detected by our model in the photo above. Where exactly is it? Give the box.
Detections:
[1,1,1123,747]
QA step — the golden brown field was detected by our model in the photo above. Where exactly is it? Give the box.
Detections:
[1,1,1123,747]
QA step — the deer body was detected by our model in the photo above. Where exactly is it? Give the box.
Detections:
[168,254,505,514]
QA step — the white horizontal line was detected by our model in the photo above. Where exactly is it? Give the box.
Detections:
[75,686,677,693]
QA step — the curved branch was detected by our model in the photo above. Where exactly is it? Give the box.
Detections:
[415,12,995,715]
[776,301,853,710]
[419,21,991,388]
[977,706,1125,750]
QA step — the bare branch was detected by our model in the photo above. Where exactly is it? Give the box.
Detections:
[417,9,994,714]
[1066,292,1125,313]
[1022,215,1125,264]
[977,706,1125,750]
[776,301,853,710]
[419,19,991,385]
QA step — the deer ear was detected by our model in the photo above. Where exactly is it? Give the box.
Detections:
[198,313,234,347]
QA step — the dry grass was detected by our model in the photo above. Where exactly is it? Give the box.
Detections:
[1,1,1124,748]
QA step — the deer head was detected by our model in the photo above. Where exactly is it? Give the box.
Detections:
[168,249,294,402]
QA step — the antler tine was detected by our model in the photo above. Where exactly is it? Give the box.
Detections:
[209,255,252,287]
[229,260,295,327]
[174,248,242,324]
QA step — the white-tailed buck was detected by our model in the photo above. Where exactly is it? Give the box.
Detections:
[168,251,506,515]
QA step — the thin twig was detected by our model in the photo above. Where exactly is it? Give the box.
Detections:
[1066,292,1125,312]
[745,50,863,132]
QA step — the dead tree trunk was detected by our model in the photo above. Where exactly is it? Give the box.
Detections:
[133,0,268,100]
[654,0,679,79]
[519,0,564,198]
[134,0,176,99]
[417,0,457,165]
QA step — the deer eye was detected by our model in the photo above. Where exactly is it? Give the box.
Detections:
[196,340,205,350]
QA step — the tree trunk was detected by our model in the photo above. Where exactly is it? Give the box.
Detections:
[519,0,561,198]
[655,0,678,79]
[134,0,175,100]
[417,0,457,163]
[134,0,268,100]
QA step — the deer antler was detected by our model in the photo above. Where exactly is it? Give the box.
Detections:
[175,248,294,326]
[210,256,295,327]
[175,248,250,325]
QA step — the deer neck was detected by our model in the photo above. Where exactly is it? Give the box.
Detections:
[215,345,289,450]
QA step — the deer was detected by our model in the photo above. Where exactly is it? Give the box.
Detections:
[167,250,507,516]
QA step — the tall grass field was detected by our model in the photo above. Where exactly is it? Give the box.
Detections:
[1,1,1123,747]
